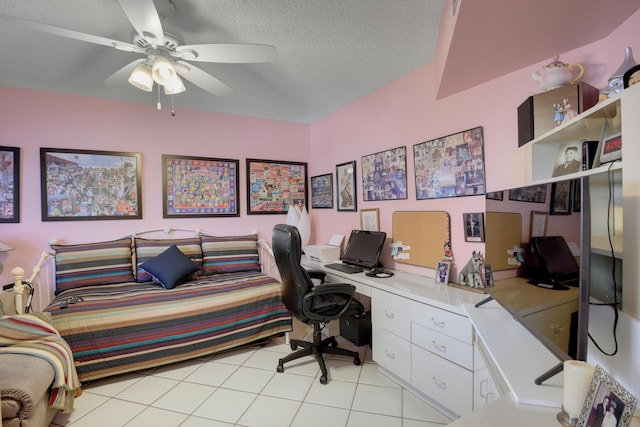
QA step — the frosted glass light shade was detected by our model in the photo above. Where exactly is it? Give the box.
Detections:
[286,205,300,226]
[128,65,153,92]
[297,207,311,247]
[163,75,186,95]
[152,56,177,85]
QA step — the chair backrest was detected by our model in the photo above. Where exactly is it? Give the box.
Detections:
[272,224,314,322]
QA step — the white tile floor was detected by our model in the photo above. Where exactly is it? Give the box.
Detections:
[51,320,453,427]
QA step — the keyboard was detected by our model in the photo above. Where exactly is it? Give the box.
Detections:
[325,263,364,274]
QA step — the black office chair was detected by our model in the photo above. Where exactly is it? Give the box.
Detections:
[272,223,364,384]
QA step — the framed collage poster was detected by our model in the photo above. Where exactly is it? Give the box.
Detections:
[0,146,20,223]
[310,173,333,209]
[162,155,239,218]
[414,126,486,199]
[246,159,307,214]
[336,161,357,212]
[361,146,407,201]
[40,148,142,221]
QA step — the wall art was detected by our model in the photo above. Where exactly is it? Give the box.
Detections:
[550,180,572,215]
[463,212,485,242]
[162,155,239,218]
[246,158,307,214]
[360,208,380,232]
[414,126,485,199]
[578,365,637,427]
[0,146,20,223]
[361,146,407,201]
[508,184,547,203]
[336,161,357,212]
[310,173,333,209]
[40,148,142,221]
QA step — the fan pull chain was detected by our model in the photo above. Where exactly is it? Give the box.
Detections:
[171,94,176,117]
[156,85,161,110]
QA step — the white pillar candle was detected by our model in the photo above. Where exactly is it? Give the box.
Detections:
[563,360,596,419]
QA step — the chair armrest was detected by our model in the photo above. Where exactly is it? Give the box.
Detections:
[308,282,355,296]
[305,269,327,284]
[302,282,357,321]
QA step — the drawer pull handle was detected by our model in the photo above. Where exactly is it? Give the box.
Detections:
[432,376,447,390]
[384,310,395,319]
[431,341,447,353]
[480,379,488,397]
[384,349,396,359]
[431,318,445,328]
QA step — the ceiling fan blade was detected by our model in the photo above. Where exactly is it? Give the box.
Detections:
[0,14,142,52]
[118,0,165,47]
[175,44,277,63]
[104,58,146,85]
[175,61,233,96]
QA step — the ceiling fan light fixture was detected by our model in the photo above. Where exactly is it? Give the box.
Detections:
[128,64,154,92]
[152,56,176,85]
[163,75,186,95]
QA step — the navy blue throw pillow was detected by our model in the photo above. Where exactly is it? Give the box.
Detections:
[140,244,200,289]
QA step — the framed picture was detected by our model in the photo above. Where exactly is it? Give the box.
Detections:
[508,184,547,203]
[552,142,582,177]
[435,261,450,285]
[572,179,581,213]
[310,173,333,209]
[360,208,380,232]
[414,126,485,199]
[599,132,622,164]
[162,155,239,218]
[486,191,503,201]
[550,180,572,215]
[0,146,20,223]
[484,264,494,287]
[336,161,357,212]
[529,211,548,241]
[577,365,638,427]
[463,212,485,242]
[623,64,640,88]
[361,146,407,201]
[40,148,142,221]
[246,158,308,215]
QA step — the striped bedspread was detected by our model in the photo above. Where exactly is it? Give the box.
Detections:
[44,271,291,382]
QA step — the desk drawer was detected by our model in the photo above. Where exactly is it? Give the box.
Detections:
[372,326,411,383]
[411,322,473,370]
[412,304,473,344]
[371,288,413,341]
[412,345,473,417]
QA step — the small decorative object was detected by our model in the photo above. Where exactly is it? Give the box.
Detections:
[458,251,485,289]
[442,240,455,264]
[532,56,585,91]
[463,212,485,242]
[553,143,582,177]
[0,146,20,223]
[361,146,408,201]
[435,261,450,285]
[246,158,307,214]
[603,47,637,97]
[484,264,494,287]
[162,155,239,218]
[336,161,357,212]
[623,64,640,89]
[360,208,380,232]
[414,126,486,199]
[310,173,333,209]
[557,360,595,427]
[599,132,622,164]
[577,365,638,427]
[40,148,142,221]
[550,181,572,215]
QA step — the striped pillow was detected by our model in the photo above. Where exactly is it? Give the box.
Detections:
[134,237,203,282]
[52,238,134,295]
[201,234,261,275]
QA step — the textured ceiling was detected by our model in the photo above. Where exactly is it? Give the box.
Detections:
[0,1,638,123]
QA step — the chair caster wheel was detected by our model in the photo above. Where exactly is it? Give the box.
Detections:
[320,375,328,384]
[329,338,339,347]
[290,343,298,351]
[277,362,284,373]
[354,358,361,366]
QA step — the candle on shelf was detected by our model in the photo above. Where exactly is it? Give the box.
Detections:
[563,360,596,420]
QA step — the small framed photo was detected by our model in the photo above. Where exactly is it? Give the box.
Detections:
[553,143,582,177]
[0,146,20,223]
[599,132,622,164]
[435,261,450,285]
[463,212,485,242]
[484,264,494,287]
[572,179,581,213]
[310,173,333,209]
[577,365,637,427]
[486,191,504,201]
[529,211,548,241]
[360,208,380,232]
[623,64,640,88]
[336,161,357,212]
[550,180,572,215]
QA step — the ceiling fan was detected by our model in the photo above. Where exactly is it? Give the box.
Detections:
[0,0,276,98]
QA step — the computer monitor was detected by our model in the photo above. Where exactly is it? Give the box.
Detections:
[530,236,580,288]
[341,230,387,269]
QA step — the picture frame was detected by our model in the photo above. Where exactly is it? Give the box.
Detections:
[162,155,239,218]
[0,146,20,223]
[360,208,380,232]
[463,212,485,242]
[40,148,142,221]
[623,63,640,89]
[599,132,622,164]
[549,180,572,215]
[246,158,308,215]
[361,146,408,201]
[577,365,638,427]
[486,191,504,201]
[336,160,357,212]
[484,264,494,287]
[572,179,581,213]
[529,211,548,241]
[508,184,547,203]
[414,126,486,199]
[435,261,450,285]
[310,173,333,209]
[552,142,582,177]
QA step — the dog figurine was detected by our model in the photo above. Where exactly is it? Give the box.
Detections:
[458,251,485,288]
